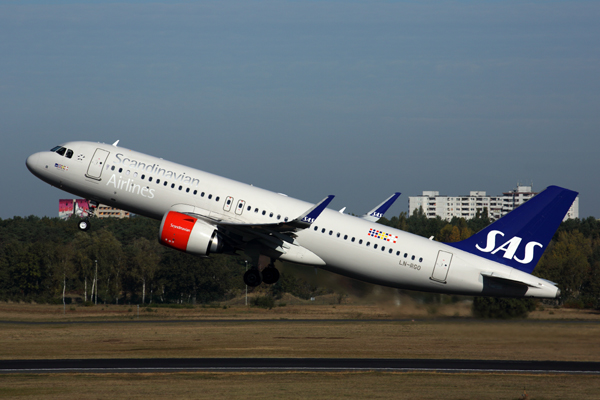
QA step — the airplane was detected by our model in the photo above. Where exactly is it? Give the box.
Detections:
[26,141,578,298]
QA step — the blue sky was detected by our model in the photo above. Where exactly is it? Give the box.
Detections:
[1,1,598,219]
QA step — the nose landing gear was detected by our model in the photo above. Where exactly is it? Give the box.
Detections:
[76,200,97,231]
[78,219,91,231]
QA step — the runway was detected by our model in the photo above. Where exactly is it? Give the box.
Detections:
[1,358,599,374]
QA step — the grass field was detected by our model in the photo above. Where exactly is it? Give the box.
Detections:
[2,372,600,400]
[1,302,599,399]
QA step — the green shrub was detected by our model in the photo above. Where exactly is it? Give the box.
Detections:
[472,297,536,319]
[253,295,275,309]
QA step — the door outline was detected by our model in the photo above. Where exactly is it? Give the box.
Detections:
[431,250,453,283]
[86,149,110,181]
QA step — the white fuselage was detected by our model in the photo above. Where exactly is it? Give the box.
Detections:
[26,141,559,298]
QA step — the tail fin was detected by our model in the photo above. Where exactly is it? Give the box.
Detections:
[448,185,578,274]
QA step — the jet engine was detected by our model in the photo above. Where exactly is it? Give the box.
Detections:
[158,211,226,256]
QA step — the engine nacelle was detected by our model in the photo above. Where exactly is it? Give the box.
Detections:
[158,211,225,256]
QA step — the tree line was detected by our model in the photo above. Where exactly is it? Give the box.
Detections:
[1,209,599,309]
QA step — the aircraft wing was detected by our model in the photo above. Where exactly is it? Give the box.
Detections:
[183,195,335,254]
[361,192,401,222]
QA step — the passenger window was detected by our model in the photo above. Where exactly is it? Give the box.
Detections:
[344,235,348,240]
[359,239,363,244]
[141,174,145,179]
[186,188,190,193]
[126,170,130,175]
[156,179,159,184]
[134,172,138,178]
[321,228,326,233]
[111,166,115,171]
[171,183,175,188]
[201,192,205,197]
[164,182,168,186]
[366,242,370,247]
[351,237,355,242]
[381,246,385,251]
[178,186,182,191]
[269,212,273,217]
[254,208,258,213]
[336,233,340,238]
[404,253,408,258]
[277,215,281,220]
[411,255,415,260]
[374,244,378,249]
[329,230,333,235]
[119,168,123,173]
[193,190,197,195]
[314,226,318,231]
[419,257,423,262]
[208,194,212,199]
[262,210,266,215]
[284,217,289,222]
[396,251,400,256]
[65,149,73,159]
[216,197,220,201]
[389,249,393,254]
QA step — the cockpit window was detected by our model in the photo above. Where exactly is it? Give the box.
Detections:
[50,146,62,152]
[65,149,73,159]
[55,147,67,156]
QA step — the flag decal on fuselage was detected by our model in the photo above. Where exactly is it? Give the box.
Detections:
[368,228,397,243]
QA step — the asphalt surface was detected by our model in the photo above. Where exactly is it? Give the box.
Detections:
[1,358,599,374]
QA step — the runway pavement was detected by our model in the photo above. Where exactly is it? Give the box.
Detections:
[1,358,599,374]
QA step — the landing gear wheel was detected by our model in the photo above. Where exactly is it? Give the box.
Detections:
[243,269,262,287]
[262,267,280,285]
[78,219,90,231]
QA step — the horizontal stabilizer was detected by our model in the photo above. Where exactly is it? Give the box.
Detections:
[480,272,540,288]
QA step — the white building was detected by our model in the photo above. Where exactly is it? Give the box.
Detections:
[408,185,579,222]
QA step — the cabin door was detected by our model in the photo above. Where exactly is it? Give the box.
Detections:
[431,250,453,283]
[86,149,110,180]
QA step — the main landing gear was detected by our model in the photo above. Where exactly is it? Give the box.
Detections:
[243,264,280,287]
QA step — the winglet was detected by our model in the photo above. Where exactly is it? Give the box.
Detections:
[291,195,335,228]
[361,192,401,222]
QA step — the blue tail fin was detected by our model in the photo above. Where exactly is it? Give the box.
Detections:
[448,186,578,274]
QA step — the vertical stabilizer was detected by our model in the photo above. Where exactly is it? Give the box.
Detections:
[448,186,578,273]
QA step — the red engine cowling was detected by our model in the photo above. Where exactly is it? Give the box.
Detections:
[158,211,225,256]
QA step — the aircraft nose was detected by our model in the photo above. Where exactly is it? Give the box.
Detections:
[26,153,42,176]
